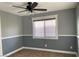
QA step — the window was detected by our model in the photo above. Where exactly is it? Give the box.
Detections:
[33,15,58,39]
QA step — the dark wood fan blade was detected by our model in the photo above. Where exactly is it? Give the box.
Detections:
[33,9,47,11]
[32,2,38,9]
[18,10,27,13]
[13,6,26,9]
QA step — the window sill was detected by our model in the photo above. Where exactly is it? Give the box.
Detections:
[33,37,58,40]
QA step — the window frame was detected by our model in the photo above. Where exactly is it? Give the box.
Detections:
[32,15,58,40]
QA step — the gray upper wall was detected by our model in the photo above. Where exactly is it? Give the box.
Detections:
[23,8,77,35]
[0,10,23,38]
[76,3,79,36]
[0,8,77,37]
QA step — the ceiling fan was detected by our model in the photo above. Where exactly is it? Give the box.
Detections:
[12,2,47,13]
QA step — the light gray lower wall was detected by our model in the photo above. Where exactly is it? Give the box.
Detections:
[2,36,23,55]
[23,36,77,52]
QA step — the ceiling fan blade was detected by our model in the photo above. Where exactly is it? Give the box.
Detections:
[18,10,27,13]
[13,6,26,9]
[32,2,38,9]
[33,9,47,11]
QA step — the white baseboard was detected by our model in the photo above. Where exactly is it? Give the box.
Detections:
[4,47,23,57]
[22,47,77,55]
[3,47,77,57]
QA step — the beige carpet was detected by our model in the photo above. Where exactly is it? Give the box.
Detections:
[9,49,76,57]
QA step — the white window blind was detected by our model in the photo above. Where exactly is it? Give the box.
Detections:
[33,15,58,39]
[33,21,44,38]
[45,20,56,38]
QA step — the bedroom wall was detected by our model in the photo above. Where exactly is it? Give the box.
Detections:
[0,10,23,55]
[0,8,77,55]
[23,8,77,52]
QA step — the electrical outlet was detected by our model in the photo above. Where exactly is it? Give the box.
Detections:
[45,44,47,47]
[70,46,73,49]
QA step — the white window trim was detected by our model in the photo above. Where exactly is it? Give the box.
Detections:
[32,15,58,40]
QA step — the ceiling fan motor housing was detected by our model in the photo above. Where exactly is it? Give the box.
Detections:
[27,2,33,12]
